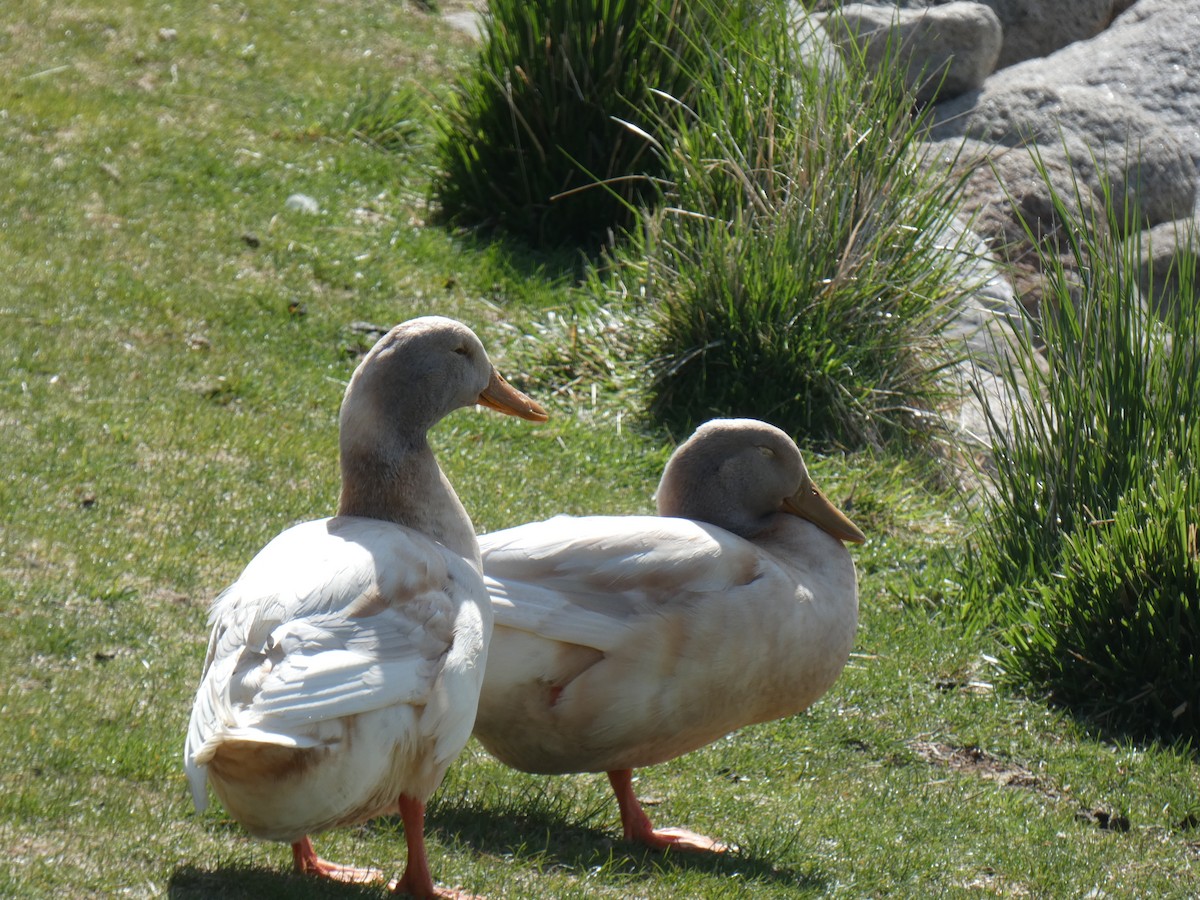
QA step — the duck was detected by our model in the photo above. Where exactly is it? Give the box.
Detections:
[183,316,547,898]
[472,418,864,853]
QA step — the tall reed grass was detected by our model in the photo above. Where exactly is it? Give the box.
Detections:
[617,1,972,449]
[434,0,715,247]
[964,157,1200,738]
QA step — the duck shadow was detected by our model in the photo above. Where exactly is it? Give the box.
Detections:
[420,801,830,892]
[168,862,385,899]
[168,802,828,896]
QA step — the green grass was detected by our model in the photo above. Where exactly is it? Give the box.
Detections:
[620,8,969,450]
[434,0,712,246]
[4,1,1200,897]
[962,161,1200,740]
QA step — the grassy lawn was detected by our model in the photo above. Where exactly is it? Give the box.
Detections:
[2,1,1198,896]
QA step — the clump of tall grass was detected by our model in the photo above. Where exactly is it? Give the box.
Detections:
[331,84,421,153]
[433,0,717,247]
[613,1,971,450]
[963,158,1200,739]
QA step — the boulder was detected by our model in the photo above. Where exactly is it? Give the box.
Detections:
[928,138,1104,256]
[813,0,1132,70]
[926,138,1105,321]
[936,212,1025,365]
[982,0,1123,68]
[788,2,847,82]
[1020,0,1200,174]
[1125,217,1200,318]
[823,2,1001,104]
[932,83,1196,230]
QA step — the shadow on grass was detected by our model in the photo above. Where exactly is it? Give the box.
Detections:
[1050,697,1200,762]
[170,787,829,897]
[168,863,386,900]
[422,801,831,893]
[445,226,595,297]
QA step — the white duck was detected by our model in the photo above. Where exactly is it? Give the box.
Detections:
[184,316,547,898]
[473,418,864,853]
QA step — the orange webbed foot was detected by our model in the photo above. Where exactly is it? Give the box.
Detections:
[292,837,386,884]
[633,825,730,854]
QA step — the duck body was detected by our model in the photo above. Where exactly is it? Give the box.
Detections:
[186,514,490,843]
[476,512,856,775]
[471,418,862,852]
[182,316,547,896]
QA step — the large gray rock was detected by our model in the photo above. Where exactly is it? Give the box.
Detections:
[927,138,1102,251]
[930,0,1200,234]
[1124,217,1200,318]
[935,211,1026,368]
[925,138,1104,320]
[932,83,1196,230]
[982,0,1123,68]
[788,2,846,82]
[812,0,1131,69]
[823,3,1001,104]
[1008,0,1200,172]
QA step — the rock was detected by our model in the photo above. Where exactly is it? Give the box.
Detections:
[924,138,1104,317]
[932,83,1196,230]
[284,193,320,214]
[931,0,1200,204]
[1125,217,1200,318]
[950,139,1103,255]
[788,2,846,82]
[924,211,1032,456]
[443,9,482,40]
[823,2,1002,104]
[813,0,1129,70]
[982,0,1120,68]
[935,210,1026,371]
[945,361,1026,452]
[1021,0,1200,171]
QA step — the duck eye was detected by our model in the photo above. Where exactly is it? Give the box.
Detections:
[453,345,469,356]
[757,446,776,459]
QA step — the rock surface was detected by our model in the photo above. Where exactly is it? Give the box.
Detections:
[1125,218,1200,317]
[930,1,1200,229]
[809,0,1200,446]
[823,2,1002,103]
[813,0,1136,69]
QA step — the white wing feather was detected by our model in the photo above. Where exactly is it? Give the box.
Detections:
[479,514,766,652]
[184,516,488,812]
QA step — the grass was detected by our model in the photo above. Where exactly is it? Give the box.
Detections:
[3,1,1200,897]
[434,0,710,246]
[620,7,969,450]
[962,162,1200,739]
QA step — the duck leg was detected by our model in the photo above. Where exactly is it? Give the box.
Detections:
[291,835,384,883]
[390,794,481,899]
[606,769,728,854]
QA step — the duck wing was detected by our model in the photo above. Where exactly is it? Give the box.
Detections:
[185,517,489,811]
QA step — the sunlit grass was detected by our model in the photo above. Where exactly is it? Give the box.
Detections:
[4,1,1200,898]
[962,156,1200,739]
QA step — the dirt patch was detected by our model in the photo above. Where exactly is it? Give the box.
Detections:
[910,740,1054,795]
[911,740,1135,834]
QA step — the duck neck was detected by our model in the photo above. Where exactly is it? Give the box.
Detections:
[337,436,481,570]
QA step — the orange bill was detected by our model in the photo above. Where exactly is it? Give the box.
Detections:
[477,368,549,422]
[781,477,865,544]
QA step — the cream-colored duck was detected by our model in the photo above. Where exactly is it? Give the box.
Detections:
[473,418,863,852]
[184,316,546,898]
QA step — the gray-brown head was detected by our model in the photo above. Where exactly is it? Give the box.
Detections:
[339,316,546,458]
[655,418,864,543]
[336,317,546,538]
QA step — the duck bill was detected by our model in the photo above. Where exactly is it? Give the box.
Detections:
[781,477,866,544]
[477,368,549,422]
